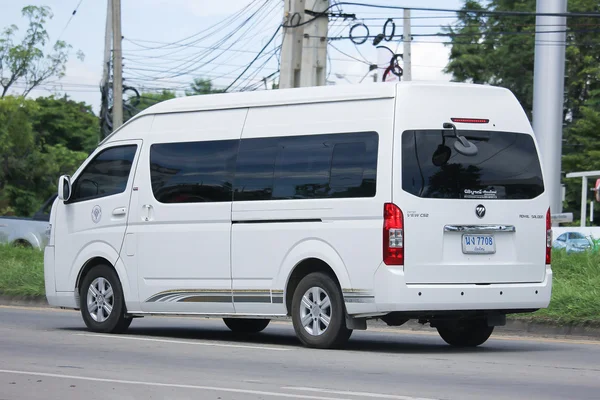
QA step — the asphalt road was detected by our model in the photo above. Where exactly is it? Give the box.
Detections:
[1,306,599,400]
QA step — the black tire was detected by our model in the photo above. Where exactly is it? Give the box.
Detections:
[436,318,494,347]
[291,272,352,349]
[223,318,270,333]
[79,265,132,334]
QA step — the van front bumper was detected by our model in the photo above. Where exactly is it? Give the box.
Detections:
[44,245,78,309]
[354,264,552,316]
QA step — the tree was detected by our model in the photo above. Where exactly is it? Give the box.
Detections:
[444,0,600,223]
[136,89,177,111]
[562,101,600,224]
[0,5,82,98]
[186,78,223,96]
[121,77,222,124]
[0,95,91,216]
[122,89,176,124]
[443,0,537,117]
[442,1,490,84]
[33,95,99,153]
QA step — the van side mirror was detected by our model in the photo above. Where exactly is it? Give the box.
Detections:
[58,175,72,201]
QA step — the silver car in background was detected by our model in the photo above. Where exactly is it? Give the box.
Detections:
[0,195,56,250]
[553,231,593,253]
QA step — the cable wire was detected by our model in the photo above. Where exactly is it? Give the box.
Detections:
[329,2,600,19]
[224,24,282,92]
[56,0,85,41]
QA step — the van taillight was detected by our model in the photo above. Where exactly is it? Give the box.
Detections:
[384,203,404,266]
[546,207,552,265]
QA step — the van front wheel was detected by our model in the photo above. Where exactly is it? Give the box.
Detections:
[291,272,352,349]
[80,265,132,334]
[436,318,494,347]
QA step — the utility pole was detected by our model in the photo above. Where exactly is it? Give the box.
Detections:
[112,0,123,129]
[99,0,113,138]
[402,8,412,81]
[532,0,567,219]
[280,0,305,88]
[101,0,112,92]
[300,0,329,87]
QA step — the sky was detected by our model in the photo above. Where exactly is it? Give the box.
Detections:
[0,0,464,114]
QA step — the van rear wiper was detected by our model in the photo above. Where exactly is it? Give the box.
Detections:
[443,122,479,157]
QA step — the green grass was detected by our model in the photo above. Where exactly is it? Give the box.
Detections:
[0,244,45,297]
[510,250,600,326]
[0,245,599,325]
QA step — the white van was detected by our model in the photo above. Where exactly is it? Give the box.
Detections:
[44,82,552,349]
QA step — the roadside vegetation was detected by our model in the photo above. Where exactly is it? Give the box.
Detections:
[1,244,599,326]
[0,244,44,297]
[511,250,600,326]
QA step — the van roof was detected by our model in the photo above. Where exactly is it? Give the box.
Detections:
[135,81,507,117]
[100,82,511,145]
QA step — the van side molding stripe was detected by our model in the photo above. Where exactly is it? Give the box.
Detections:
[145,289,371,304]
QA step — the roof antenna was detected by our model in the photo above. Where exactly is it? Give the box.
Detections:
[443,122,478,156]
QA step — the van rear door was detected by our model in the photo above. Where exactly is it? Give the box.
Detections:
[395,128,548,284]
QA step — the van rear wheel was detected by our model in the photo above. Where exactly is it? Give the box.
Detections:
[80,265,132,334]
[436,318,494,347]
[291,272,352,349]
[223,318,270,333]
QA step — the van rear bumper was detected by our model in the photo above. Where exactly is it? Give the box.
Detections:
[368,264,552,314]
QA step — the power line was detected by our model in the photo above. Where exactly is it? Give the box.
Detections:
[125,47,280,80]
[197,2,283,77]
[56,0,85,41]
[328,43,372,65]
[411,38,600,47]
[135,1,281,81]
[232,46,281,91]
[120,0,268,61]
[124,39,269,56]
[224,24,282,92]
[128,0,262,51]
[329,2,600,18]
[327,28,600,41]
[133,1,273,80]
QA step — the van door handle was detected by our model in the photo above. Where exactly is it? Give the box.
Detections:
[142,204,153,222]
[112,207,127,216]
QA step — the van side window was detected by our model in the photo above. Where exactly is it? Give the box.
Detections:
[150,140,237,203]
[330,141,376,198]
[69,145,137,203]
[233,137,279,201]
[272,137,333,200]
[233,132,378,201]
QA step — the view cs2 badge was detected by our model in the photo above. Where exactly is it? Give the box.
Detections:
[91,205,102,223]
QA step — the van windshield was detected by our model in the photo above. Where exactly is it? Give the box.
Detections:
[401,130,544,200]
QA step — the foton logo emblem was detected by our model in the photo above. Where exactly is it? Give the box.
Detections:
[475,205,486,219]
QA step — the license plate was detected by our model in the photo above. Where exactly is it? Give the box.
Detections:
[462,234,495,254]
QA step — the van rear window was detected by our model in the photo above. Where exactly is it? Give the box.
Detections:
[401,130,544,200]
